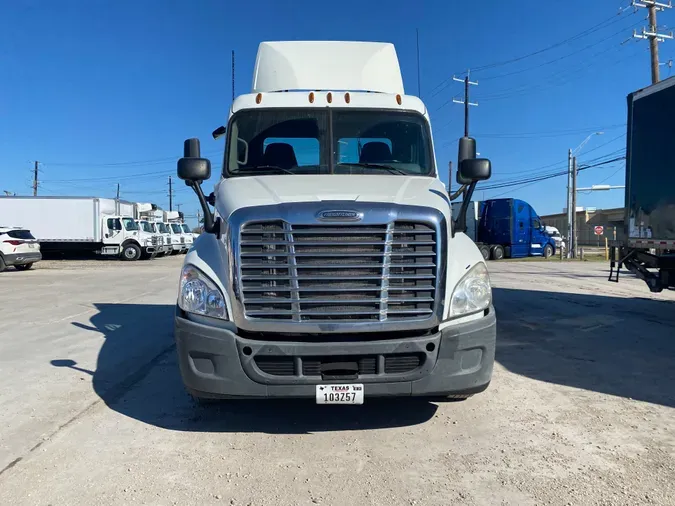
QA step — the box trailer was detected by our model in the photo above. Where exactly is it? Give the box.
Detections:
[609,77,675,291]
[0,196,160,261]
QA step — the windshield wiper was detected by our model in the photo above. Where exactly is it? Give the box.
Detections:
[337,163,407,175]
[231,165,296,175]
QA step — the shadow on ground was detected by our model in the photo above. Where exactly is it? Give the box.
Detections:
[494,287,675,408]
[51,303,438,433]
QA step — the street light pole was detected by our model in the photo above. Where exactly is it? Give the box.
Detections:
[567,132,604,258]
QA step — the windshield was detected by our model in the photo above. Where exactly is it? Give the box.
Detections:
[122,218,139,231]
[139,221,153,233]
[157,223,169,234]
[225,109,433,177]
[181,224,190,233]
[170,224,182,234]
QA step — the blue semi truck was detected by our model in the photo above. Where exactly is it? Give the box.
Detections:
[452,198,558,261]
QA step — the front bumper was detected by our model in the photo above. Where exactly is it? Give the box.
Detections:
[3,252,42,266]
[174,307,496,399]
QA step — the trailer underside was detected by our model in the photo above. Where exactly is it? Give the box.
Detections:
[609,245,675,292]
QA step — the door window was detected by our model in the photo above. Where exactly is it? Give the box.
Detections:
[107,218,121,231]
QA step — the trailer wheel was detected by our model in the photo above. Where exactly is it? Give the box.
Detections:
[491,245,505,261]
[479,245,490,261]
[121,243,141,261]
[543,244,554,258]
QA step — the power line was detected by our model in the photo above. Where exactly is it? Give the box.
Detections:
[427,9,634,98]
[473,123,625,139]
[477,155,626,192]
[478,37,643,102]
[478,13,640,82]
[42,149,221,168]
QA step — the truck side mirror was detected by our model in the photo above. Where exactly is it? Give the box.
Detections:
[177,138,219,237]
[459,159,492,182]
[177,158,211,183]
[456,137,477,185]
[178,138,211,183]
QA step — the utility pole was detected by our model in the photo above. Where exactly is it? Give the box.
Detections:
[632,0,673,84]
[571,156,578,258]
[452,70,478,137]
[232,50,235,103]
[176,203,182,213]
[168,176,173,211]
[32,161,39,196]
[566,149,573,258]
[116,183,120,200]
[416,28,421,97]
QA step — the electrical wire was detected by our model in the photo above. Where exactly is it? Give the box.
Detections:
[427,9,634,99]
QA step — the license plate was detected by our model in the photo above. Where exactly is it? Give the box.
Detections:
[29,243,37,249]
[315,384,364,405]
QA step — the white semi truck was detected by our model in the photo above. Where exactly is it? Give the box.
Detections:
[0,197,160,261]
[173,41,496,404]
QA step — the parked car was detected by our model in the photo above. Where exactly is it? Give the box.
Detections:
[0,226,42,272]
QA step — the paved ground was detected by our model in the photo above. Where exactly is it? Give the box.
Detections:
[0,257,674,505]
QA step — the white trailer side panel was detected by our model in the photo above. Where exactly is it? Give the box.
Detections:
[99,198,118,215]
[118,201,135,217]
[0,197,101,242]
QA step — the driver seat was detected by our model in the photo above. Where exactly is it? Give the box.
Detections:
[262,143,298,170]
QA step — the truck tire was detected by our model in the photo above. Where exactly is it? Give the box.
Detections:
[121,243,141,261]
[543,244,554,258]
[14,263,34,271]
[491,245,505,260]
[479,245,490,261]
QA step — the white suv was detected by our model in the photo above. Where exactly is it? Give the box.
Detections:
[0,226,42,272]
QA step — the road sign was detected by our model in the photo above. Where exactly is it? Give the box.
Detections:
[594,226,604,236]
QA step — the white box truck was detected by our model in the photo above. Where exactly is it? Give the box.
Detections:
[163,210,190,254]
[172,41,496,404]
[0,196,160,261]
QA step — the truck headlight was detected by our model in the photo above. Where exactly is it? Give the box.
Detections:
[179,265,228,320]
[449,262,492,318]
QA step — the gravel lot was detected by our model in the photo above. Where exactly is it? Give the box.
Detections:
[0,256,673,505]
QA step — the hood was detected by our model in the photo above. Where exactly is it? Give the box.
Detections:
[214,175,452,221]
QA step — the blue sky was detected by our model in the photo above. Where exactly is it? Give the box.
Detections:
[2,0,672,225]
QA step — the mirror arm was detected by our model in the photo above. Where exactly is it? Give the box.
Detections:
[187,181,220,237]
[453,181,478,233]
[448,184,468,201]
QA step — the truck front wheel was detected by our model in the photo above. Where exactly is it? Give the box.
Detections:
[491,245,505,260]
[543,244,554,258]
[121,243,141,261]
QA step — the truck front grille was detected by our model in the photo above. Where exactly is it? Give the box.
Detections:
[239,221,437,323]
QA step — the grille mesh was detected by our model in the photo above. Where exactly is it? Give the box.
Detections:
[254,353,424,377]
[239,221,437,322]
